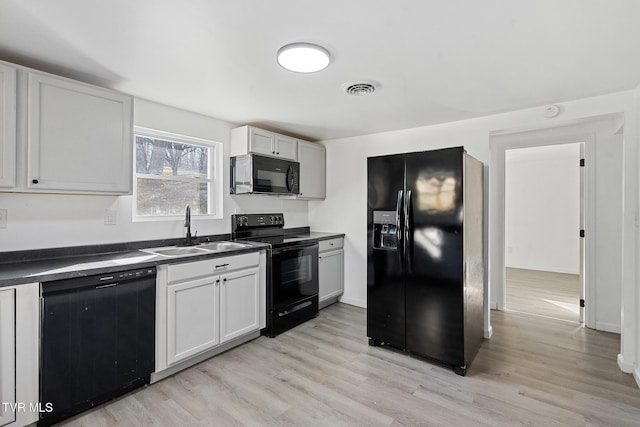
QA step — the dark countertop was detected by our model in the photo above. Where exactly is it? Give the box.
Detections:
[0,230,345,288]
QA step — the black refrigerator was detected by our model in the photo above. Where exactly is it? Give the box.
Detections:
[367,146,484,375]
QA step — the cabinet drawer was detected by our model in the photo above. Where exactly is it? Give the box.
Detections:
[168,252,260,283]
[319,237,343,252]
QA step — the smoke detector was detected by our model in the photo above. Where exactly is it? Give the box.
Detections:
[543,104,561,118]
[343,81,378,96]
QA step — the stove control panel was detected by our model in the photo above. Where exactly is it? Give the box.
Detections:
[233,213,285,230]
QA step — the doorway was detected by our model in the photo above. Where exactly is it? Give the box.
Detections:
[503,143,583,323]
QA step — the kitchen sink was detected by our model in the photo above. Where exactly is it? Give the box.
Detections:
[197,241,251,251]
[141,246,209,257]
[141,241,251,257]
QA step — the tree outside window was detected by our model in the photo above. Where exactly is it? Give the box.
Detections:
[133,128,221,218]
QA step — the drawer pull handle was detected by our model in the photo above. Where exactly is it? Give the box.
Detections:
[215,263,229,269]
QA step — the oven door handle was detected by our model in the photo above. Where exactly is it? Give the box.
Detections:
[273,243,319,254]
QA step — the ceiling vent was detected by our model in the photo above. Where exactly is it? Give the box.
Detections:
[343,81,378,96]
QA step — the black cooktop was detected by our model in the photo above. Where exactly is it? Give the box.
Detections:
[231,213,317,248]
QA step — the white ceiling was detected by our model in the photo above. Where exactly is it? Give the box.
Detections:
[1,0,640,141]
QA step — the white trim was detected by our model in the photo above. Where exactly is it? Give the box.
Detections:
[132,126,224,220]
[484,325,493,339]
[594,321,622,334]
[618,353,634,373]
[490,116,624,333]
[634,366,640,389]
[339,296,366,309]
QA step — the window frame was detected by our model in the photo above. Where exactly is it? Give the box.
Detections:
[132,126,223,222]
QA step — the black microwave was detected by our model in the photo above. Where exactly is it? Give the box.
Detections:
[230,154,300,195]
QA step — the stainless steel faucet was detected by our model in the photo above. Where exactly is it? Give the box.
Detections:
[184,205,193,246]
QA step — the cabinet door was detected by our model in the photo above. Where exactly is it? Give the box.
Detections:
[0,62,16,188]
[220,267,260,343]
[248,127,276,156]
[297,140,326,199]
[27,72,132,194]
[275,134,298,160]
[0,289,15,427]
[167,277,219,365]
[319,249,344,306]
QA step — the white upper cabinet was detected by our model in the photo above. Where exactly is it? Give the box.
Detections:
[297,139,326,199]
[274,134,298,160]
[26,71,133,194]
[230,125,298,161]
[0,62,16,188]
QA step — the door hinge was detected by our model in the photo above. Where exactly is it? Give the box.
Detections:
[580,158,585,167]
[580,229,585,238]
[580,299,585,308]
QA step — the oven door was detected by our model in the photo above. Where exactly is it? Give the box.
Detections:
[271,242,319,309]
[267,242,319,336]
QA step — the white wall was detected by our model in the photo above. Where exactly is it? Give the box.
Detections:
[309,91,636,357]
[505,144,581,274]
[0,98,309,251]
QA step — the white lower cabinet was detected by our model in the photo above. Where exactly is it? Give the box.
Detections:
[318,238,344,309]
[0,288,16,427]
[0,283,39,427]
[156,251,265,375]
[220,267,260,343]
[167,276,220,365]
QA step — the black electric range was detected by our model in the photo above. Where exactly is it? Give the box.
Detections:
[232,213,319,337]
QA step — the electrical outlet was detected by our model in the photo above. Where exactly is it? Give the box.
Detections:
[0,209,6,228]
[104,209,117,226]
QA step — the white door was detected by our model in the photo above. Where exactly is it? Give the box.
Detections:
[319,249,344,304]
[27,72,132,193]
[249,127,276,156]
[0,289,15,427]
[0,62,16,188]
[274,134,298,160]
[297,141,326,199]
[579,143,586,324]
[220,267,260,343]
[167,277,219,365]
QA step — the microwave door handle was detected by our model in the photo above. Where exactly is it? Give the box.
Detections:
[286,165,294,192]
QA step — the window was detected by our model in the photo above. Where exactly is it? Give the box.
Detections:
[133,127,222,219]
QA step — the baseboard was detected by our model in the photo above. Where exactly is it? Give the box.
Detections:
[617,353,635,374]
[484,325,493,339]
[339,296,366,308]
[634,366,640,389]
[151,330,260,383]
[505,265,580,275]
[596,321,621,334]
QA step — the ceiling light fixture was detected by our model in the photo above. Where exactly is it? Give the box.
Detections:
[277,43,331,73]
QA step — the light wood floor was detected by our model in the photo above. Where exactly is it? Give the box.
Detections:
[506,267,581,323]
[60,303,640,426]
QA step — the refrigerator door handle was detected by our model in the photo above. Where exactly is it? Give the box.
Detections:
[396,189,404,268]
[404,190,412,273]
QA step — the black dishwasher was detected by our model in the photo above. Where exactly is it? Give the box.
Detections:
[40,267,156,426]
